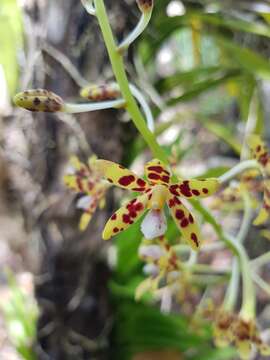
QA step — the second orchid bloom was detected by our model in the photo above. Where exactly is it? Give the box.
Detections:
[94,158,219,250]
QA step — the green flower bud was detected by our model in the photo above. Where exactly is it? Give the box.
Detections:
[14,89,65,112]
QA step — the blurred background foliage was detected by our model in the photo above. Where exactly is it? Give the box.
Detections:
[0,0,270,359]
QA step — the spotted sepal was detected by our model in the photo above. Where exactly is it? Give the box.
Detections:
[102,193,149,240]
[167,194,201,250]
[79,202,99,231]
[14,89,65,112]
[63,156,96,194]
[144,159,171,186]
[247,135,270,225]
[247,134,270,170]
[94,159,148,192]
[169,178,219,198]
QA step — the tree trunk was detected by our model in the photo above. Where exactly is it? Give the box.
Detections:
[7,1,136,359]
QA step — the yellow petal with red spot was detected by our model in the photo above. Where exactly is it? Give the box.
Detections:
[247,135,270,225]
[167,194,201,250]
[63,174,95,194]
[102,193,149,240]
[144,159,171,186]
[64,156,96,194]
[247,134,266,160]
[169,178,219,198]
[94,159,148,192]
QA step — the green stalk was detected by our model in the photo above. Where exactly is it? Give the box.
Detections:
[64,99,125,113]
[218,159,259,184]
[117,11,153,53]
[223,192,253,312]
[94,0,168,164]
[192,198,255,320]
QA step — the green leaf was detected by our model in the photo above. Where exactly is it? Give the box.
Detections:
[167,69,241,106]
[112,301,208,360]
[198,119,241,155]
[217,36,270,80]
[0,0,23,94]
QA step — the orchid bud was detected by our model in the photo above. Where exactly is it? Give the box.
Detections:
[80,83,121,101]
[14,89,65,112]
[136,0,153,13]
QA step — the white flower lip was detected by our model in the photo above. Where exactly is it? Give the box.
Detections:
[143,263,159,276]
[140,209,167,240]
[76,195,93,210]
[139,244,165,260]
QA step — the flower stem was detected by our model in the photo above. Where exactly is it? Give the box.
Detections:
[64,99,126,113]
[223,192,253,312]
[130,84,155,132]
[218,160,259,184]
[192,198,255,319]
[94,0,168,164]
[117,11,152,53]
[252,251,270,269]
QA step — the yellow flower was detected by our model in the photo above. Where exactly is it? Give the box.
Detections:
[94,158,219,250]
[64,156,108,231]
[135,236,190,312]
[204,305,270,359]
[247,135,270,225]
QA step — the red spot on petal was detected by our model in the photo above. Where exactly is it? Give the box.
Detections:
[135,202,144,211]
[180,218,189,227]
[130,211,137,218]
[179,181,192,197]
[161,175,170,183]
[175,209,185,219]
[202,188,209,194]
[123,214,130,223]
[169,185,179,196]
[119,175,135,186]
[76,178,83,192]
[168,199,174,208]
[111,213,117,220]
[148,173,160,180]
[189,214,194,223]
[137,178,146,187]
[87,181,94,191]
[192,189,200,196]
[113,227,119,233]
[148,166,164,173]
[132,187,146,192]
[191,232,199,247]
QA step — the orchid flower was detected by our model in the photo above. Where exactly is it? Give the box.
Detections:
[94,158,219,250]
[136,236,193,313]
[247,135,270,225]
[203,305,270,359]
[64,156,109,230]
